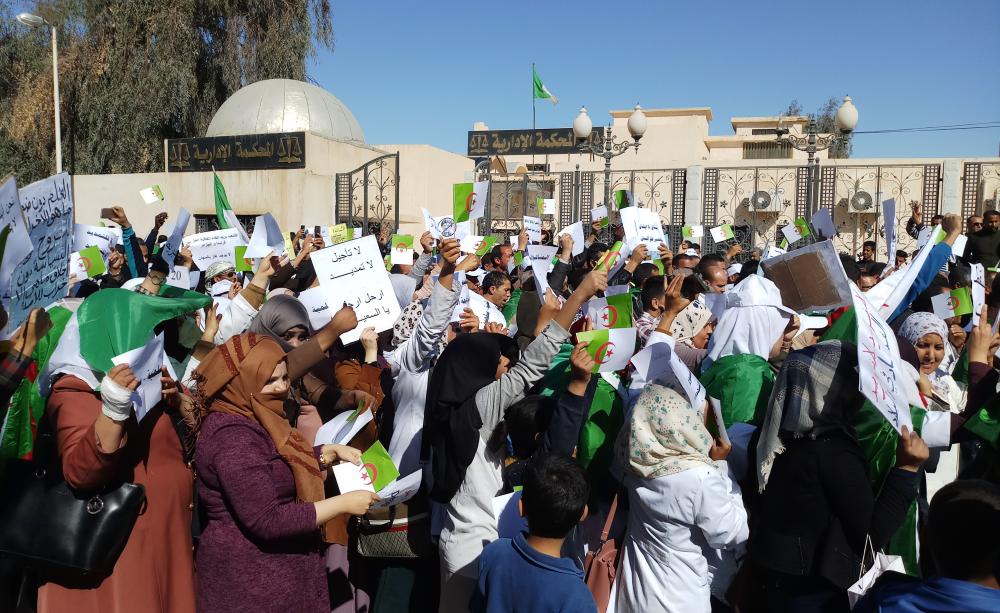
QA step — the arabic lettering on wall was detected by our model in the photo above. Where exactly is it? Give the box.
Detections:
[467,127,605,156]
[167,132,306,172]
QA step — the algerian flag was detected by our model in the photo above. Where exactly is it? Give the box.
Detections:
[234,245,253,272]
[0,305,72,459]
[613,190,633,210]
[591,205,609,228]
[682,225,704,240]
[475,235,498,257]
[139,184,164,205]
[595,240,625,274]
[782,217,813,244]
[390,234,413,266]
[71,245,107,278]
[576,328,637,373]
[532,65,558,104]
[454,182,474,223]
[932,287,973,319]
[361,440,400,492]
[41,288,212,394]
[214,172,249,242]
[588,290,633,330]
[709,224,735,242]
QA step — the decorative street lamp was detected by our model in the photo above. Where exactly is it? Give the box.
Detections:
[573,105,647,208]
[775,95,858,216]
[16,12,62,174]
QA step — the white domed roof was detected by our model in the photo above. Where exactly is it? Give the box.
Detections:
[206,79,365,144]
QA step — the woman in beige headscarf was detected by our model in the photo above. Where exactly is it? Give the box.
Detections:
[192,332,378,613]
[609,384,748,613]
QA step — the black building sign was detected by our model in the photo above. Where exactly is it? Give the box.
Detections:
[166,131,306,172]
[467,127,604,157]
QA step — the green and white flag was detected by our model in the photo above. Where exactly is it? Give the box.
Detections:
[139,184,164,205]
[214,172,249,242]
[532,66,558,105]
[932,287,973,319]
[576,328,637,373]
[587,290,633,330]
[361,441,400,492]
[682,225,704,240]
[613,190,633,210]
[709,224,735,242]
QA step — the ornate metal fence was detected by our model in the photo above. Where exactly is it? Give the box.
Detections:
[335,153,400,235]
[962,161,1000,219]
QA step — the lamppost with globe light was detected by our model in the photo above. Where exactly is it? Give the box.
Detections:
[572,105,647,208]
[775,95,858,216]
[16,12,62,174]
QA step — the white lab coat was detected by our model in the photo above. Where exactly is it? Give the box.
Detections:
[609,464,749,613]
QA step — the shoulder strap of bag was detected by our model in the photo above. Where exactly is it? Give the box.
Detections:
[598,491,620,544]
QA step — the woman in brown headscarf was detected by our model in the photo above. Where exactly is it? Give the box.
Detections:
[192,332,378,613]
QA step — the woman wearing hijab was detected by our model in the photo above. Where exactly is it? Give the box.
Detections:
[669,300,715,372]
[753,341,929,613]
[192,332,378,613]
[898,312,964,413]
[425,271,607,612]
[38,288,211,613]
[700,275,798,428]
[609,384,748,613]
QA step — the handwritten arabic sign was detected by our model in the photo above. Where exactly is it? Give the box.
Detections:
[311,235,401,344]
[166,131,306,172]
[850,282,913,434]
[6,173,74,334]
[467,127,604,156]
[184,228,242,270]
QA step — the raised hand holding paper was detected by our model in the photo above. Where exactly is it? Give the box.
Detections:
[110,333,166,422]
[523,216,542,243]
[555,222,584,256]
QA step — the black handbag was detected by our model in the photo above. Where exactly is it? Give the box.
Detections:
[0,424,146,580]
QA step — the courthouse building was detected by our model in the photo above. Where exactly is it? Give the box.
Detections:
[71,78,1000,258]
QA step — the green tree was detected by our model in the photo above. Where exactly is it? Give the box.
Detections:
[0,0,333,184]
[782,97,852,158]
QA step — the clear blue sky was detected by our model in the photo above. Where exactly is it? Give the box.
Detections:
[308,0,1000,159]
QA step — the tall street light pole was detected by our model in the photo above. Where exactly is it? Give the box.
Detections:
[16,12,62,174]
[572,105,647,207]
[775,95,858,217]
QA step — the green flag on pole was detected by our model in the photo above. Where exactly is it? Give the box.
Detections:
[532,66,558,104]
[214,171,233,230]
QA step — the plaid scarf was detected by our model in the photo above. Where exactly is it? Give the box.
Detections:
[756,340,865,491]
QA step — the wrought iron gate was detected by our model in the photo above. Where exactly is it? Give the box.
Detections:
[335,153,400,234]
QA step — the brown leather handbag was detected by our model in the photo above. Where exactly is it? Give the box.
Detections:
[584,493,624,612]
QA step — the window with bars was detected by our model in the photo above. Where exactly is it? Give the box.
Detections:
[194,213,258,234]
[742,142,792,160]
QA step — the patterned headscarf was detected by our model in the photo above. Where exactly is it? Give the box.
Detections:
[756,340,864,491]
[669,300,714,346]
[898,311,952,400]
[193,333,333,542]
[616,383,714,480]
[898,312,949,347]
[391,300,447,359]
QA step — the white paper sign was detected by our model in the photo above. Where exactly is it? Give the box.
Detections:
[629,337,706,412]
[451,289,502,328]
[310,235,401,344]
[315,407,375,447]
[160,207,191,268]
[591,205,609,226]
[882,199,896,258]
[491,491,527,539]
[296,286,333,330]
[0,177,34,297]
[812,208,836,239]
[619,207,666,256]
[370,471,422,509]
[245,213,286,258]
[165,265,190,289]
[6,173,74,334]
[110,333,166,422]
[523,216,542,243]
[950,234,967,259]
[971,263,986,327]
[850,283,913,434]
[185,228,242,270]
[555,221,585,257]
[74,224,119,256]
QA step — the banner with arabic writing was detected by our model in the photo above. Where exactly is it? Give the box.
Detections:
[467,127,604,156]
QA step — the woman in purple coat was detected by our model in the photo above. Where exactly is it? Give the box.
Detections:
[192,332,377,613]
